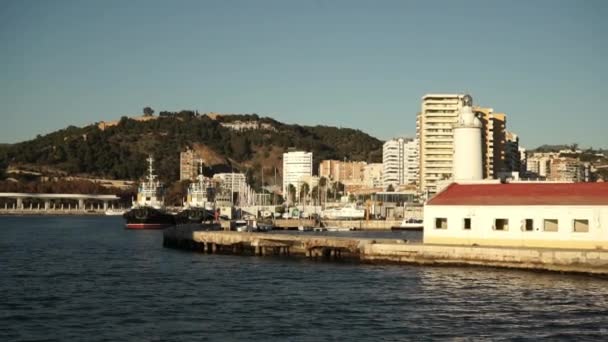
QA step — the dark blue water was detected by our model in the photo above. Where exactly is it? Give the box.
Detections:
[2,216,608,341]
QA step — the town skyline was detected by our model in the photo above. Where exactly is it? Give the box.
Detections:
[2,0,607,148]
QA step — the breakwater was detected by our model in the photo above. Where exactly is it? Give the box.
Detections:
[164,227,608,275]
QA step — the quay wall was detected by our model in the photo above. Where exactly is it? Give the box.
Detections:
[164,228,608,275]
[0,209,108,216]
[321,219,402,230]
[272,219,403,230]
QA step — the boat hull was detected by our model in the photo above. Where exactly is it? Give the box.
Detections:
[175,207,214,225]
[123,206,175,230]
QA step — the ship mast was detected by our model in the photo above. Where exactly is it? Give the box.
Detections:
[147,155,157,186]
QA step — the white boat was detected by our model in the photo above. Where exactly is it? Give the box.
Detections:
[321,205,365,220]
[298,226,313,232]
[326,227,354,232]
[105,209,126,216]
[396,218,424,230]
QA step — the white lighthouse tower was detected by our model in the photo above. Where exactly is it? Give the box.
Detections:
[453,94,483,181]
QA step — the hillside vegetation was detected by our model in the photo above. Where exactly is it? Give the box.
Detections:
[0,112,383,189]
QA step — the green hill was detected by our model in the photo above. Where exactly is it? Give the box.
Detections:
[0,112,383,189]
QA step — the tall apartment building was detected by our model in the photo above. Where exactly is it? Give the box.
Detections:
[383,138,405,187]
[475,107,507,178]
[282,151,313,199]
[180,148,204,181]
[318,160,366,183]
[418,94,464,195]
[505,131,521,174]
[382,138,418,188]
[404,138,419,186]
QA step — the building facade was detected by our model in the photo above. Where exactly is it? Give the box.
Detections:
[548,157,583,182]
[382,138,405,188]
[382,138,419,188]
[180,148,204,181]
[282,151,313,199]
[363,163,384,188]
[505,131,521,175]
[424,182,608,249]
[318,160,366,183]
[418,94,464,195]
[475,107,507,178]
[213,173,247,193]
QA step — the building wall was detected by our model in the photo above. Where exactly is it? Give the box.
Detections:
[283,151,313,199]
[475,107,507,178]
[505,131,520,174]
[383,138,418,188]
[319,160,366,183]
[424,204,608,249]
[404,138,419,186]
[213,173,247,193]
[548,157,583,182]
[383,138,405,187]
[419,94,463,195]
[180,148,203,181]
[363,163,383,188]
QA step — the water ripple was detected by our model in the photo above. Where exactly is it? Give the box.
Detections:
[1,216,608,341]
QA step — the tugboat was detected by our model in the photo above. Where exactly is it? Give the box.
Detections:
[123,156,175,229]
[175,159,216,226]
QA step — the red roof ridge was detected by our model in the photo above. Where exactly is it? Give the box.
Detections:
[426,182,608,206]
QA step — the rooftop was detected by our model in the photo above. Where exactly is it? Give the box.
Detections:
[427,182,608,206]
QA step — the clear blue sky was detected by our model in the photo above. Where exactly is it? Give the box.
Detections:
[1,0,606,149]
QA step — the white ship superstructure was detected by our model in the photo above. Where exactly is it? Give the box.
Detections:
[134,156,166,209]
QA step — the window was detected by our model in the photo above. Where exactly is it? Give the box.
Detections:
[435,218,448,229]
[524,219,534,232]
[543,219,558,232]
[573,219,589,233]
[463,218,471,230]
[494,219,509,231]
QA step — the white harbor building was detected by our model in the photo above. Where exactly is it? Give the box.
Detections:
[423,182,608,249]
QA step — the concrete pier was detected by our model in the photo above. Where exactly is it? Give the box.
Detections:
[163,227,608,275]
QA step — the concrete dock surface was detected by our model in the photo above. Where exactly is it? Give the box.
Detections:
[164,226,608,276]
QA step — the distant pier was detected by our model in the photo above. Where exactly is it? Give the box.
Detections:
[0,192,122,215]
[164,227,608,276]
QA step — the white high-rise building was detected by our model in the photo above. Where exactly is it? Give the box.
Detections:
[404,138,419,185]
[383,138,405,188]
[213,173,247,193]
[418,94,464,195]
[282,151,313,200]
[382,138,419,188]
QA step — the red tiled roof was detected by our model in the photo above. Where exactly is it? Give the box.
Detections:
[427,182,608,206]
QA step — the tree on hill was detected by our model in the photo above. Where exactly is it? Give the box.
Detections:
[143,107,154,116]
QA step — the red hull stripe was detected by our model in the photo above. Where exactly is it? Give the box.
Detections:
[125,223,172,229]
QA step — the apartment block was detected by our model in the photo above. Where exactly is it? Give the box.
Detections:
[318,160,366,183]
[213,173,247,192]
[180,148,204,181]
[505,131,521,174]
[475,107,507,178]
[419,94,464,195]
[383,138,418,188]
[282,151,313,199]
[363,163,384,188]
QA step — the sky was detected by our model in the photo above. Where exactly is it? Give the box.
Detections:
[1,0,607,149]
